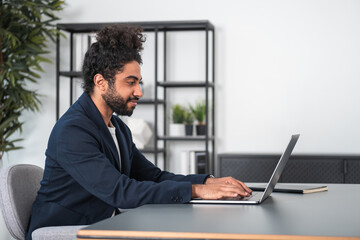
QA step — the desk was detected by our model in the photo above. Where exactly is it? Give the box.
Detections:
[77,184,360,240]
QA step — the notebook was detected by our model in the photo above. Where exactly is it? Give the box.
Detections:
[189,134,300,204]
[247,183,328,194]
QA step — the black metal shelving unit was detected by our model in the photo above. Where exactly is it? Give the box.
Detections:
[56,20,215,174]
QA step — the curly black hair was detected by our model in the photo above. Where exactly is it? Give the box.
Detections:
[82,24,145,94]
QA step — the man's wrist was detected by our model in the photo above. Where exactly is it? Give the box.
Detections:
[204,174,215,184]
[192,184,201,198]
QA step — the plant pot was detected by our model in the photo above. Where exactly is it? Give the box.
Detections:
[196,124,206,136]
[185,125,194,136]
[169,123,185,136]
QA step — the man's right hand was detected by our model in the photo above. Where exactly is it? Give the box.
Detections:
[192,182,251,200]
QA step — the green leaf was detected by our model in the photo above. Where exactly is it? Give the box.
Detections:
[52,0,66,10]
[9,74,15,86]
[35,55,52,64]
[0,115,20,132]
[25,43,43,53]
[1,145,24,153]
[30,35,46,44]
[28,71,41,79]
[4,124,23,139]
[29,28,41,38]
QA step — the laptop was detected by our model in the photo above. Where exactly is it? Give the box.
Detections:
[190,134,300,205]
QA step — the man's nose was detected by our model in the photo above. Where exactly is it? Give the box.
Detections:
[134,83,143,98]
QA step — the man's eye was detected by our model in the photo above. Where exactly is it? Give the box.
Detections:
[128,81,135,86]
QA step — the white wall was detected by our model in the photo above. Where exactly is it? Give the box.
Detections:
[6,0,359,163]
[1,0,360,237]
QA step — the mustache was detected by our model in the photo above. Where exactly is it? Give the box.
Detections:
[127,96,139,101]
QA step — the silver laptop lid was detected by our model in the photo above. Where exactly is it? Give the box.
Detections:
[259,134,300,203]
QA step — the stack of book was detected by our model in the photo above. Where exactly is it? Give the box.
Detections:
[180,151,208,175]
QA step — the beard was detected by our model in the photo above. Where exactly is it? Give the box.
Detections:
[102,86,137,116]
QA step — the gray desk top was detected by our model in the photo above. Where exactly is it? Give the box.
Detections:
[78,184,360,239]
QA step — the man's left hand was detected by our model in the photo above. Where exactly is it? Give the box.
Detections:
[205,176,253,195]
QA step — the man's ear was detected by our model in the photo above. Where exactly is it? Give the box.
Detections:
[93,74,107,92]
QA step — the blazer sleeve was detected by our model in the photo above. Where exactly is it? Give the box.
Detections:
[129,146,208,184]
[53,121,194,209]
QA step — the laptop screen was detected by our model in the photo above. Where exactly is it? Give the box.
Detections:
[259,134,300,203]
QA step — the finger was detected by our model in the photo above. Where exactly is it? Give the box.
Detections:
[222,185,250,197]
[238,181,253,194]
[218,190,248,199]
[218,191,242,199]
[224,177,252,194]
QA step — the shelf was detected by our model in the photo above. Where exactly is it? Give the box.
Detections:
[56,20,215,173]
[59,71,82,78]
[139,148,165,154]
[57,20,215,33]
[157,81,214,88]
[158,136,214,141]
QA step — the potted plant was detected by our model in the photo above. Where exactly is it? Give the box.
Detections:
[183,109,194,136]
[0,0,64,160]
[169,104,186,136]
[190,100,206,136]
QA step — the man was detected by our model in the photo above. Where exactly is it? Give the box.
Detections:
[25,24,252,239]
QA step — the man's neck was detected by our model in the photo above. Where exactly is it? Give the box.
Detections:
[90,94,113,127]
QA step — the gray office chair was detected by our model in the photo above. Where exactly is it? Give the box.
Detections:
[0,164,85,240]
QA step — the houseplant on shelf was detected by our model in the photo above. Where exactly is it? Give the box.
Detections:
[0,0,65,160]
[169,104,186,136]
[183,108,194,136]
[190,100,206,136]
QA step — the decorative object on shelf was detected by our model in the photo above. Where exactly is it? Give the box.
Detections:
[169,104,186,136]
[183,108,194,136]
[179,151,190,175]
[125,118,153,149]
[190,100,206,136]
[0,0,64,159]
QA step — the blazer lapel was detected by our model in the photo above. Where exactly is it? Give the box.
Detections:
[77,93,121,171]
[112,117,131,175]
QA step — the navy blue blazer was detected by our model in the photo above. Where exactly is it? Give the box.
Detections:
[25,93,207,240]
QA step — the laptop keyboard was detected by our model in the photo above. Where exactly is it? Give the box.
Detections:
[240,192,258,200]
[221,192,259,201]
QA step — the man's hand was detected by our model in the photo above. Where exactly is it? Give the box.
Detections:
[205,176,252,193]
[192,176,252,200]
